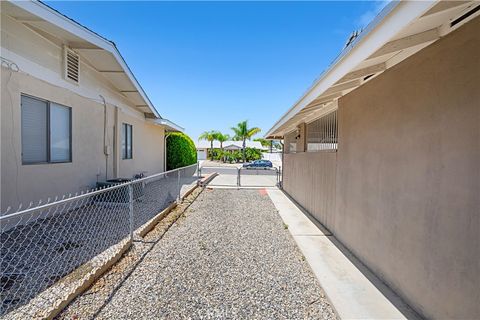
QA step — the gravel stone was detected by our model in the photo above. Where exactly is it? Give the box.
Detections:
[94,188,338,319]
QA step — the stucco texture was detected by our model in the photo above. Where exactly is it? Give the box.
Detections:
[1,71,164,211]
[335,17,480,319]
[283,152,336,228]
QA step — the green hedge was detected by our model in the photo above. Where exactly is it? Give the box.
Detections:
[166,132,197,170]
[211,147,262,163]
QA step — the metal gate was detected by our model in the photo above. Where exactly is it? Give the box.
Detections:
[238,167,280,187]
[199,166,281,188]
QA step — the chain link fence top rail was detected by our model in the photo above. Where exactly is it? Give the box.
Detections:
[0,163,199,316]
[198,165,281,188]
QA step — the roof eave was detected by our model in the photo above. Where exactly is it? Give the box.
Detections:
[265,0,438,138]
[148,118,185,132]
[12,0,161,119]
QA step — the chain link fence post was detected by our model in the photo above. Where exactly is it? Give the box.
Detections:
[128,183,134,242]
[177,169,181,203]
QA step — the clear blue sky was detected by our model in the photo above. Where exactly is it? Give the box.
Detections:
[47,1,387,141]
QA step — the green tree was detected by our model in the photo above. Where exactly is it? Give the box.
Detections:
[214,132,230,162]
[254,138,270,148]
[214,132,230,149]
[198,130,218,160]
[231,120,261,162]
[254,138,283,152]
[166,132,197,170]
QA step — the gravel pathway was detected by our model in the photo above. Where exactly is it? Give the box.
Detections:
[95,188,337,319]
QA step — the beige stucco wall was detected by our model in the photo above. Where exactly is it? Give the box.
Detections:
[283,152,336,227]
[116,111,165,178]
[335,17,479,319]
[1,70,164,212]
[0,10,166,211]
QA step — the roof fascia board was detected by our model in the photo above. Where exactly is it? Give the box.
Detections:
[265,0,437,137]
[11,1,111,50]
[113,46,161,118]
[148,119,185,132]
[11,0,161,118]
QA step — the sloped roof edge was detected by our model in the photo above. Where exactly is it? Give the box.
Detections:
[11,0,161,118]
[265,1,440,138]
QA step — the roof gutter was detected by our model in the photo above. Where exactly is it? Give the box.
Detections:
[265,0,437,138]
[148,118,185,132]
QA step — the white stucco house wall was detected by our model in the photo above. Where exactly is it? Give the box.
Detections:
[0,0,183,212]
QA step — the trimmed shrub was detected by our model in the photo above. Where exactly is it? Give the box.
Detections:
[166,132,197,170]
[245,147,262,162]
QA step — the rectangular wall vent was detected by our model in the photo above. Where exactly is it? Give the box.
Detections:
[64,46,79,84]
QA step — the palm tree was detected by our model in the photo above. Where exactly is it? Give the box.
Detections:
[214,132,230,162]
[254,138,270,148]
[199,130,218,160]
[215,133,230,149]
[231,120,261,162]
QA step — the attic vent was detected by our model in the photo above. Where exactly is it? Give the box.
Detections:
[363,74,374,81]
[64,47,79,84]
[450,4,480,28]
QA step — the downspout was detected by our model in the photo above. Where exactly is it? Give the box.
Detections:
[113,105,119,178]
[100,95,108,181]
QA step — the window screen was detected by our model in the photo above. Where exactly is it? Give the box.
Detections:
[284,130,297,154]
[21,95,72,164]
[306,110,338,152]
[122,123,133,159]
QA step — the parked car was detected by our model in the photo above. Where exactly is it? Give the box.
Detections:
[242,160,273,168]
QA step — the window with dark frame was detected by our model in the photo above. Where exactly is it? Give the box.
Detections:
[122,123,133,159]
[21,94,72,164]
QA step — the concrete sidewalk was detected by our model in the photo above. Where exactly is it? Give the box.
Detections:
[267,189,420,320]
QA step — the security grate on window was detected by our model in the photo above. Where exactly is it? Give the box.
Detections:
[64,47,79,84]
[284,130,297,154]
[306,110,338,152]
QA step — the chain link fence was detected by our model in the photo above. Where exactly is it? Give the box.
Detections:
[0,163,199,316]
[198,165,281,187]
